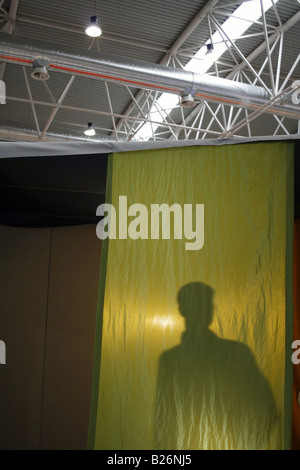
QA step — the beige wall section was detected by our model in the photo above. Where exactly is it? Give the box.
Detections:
[0,224,102,450]
[0,226,51,450]
[40,225,102,450]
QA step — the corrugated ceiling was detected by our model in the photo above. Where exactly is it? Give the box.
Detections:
[0,0,299,142]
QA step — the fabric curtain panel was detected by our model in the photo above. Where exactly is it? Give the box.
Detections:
[88,141,294,450]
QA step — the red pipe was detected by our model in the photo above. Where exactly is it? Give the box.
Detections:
[0,54,180,94]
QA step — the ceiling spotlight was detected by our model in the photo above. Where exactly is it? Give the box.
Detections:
[205,43,214,56]
[31,58,50,81]
[180,94,195,108]
[85,15,102,37]
[84,122,96,136]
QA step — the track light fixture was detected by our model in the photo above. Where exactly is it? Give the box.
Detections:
[84,122,96,136]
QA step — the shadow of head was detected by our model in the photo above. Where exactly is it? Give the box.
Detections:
[177,282,215,332]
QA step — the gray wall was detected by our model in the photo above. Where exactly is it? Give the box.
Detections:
[0,224,102,449]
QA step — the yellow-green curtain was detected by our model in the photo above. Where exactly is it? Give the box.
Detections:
[88,141,294,450]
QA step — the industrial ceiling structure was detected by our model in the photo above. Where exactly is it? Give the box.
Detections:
[0,0,299,143]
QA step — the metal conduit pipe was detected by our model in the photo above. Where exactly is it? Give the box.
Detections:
[0,34,299,119]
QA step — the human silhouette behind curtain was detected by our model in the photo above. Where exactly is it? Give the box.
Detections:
[154,282,278,450]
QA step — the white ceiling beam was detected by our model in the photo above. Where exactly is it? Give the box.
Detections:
[41,75,75,138]
[4,95,231,138]
[0,0,19,80]
[1,0,19,34]
[0,127,104,142]
[113,0,221,133]
[226,9,300,80]
[161,0,220,65]
[172,8,300,139]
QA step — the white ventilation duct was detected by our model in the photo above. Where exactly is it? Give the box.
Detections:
[0,35,299,119]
